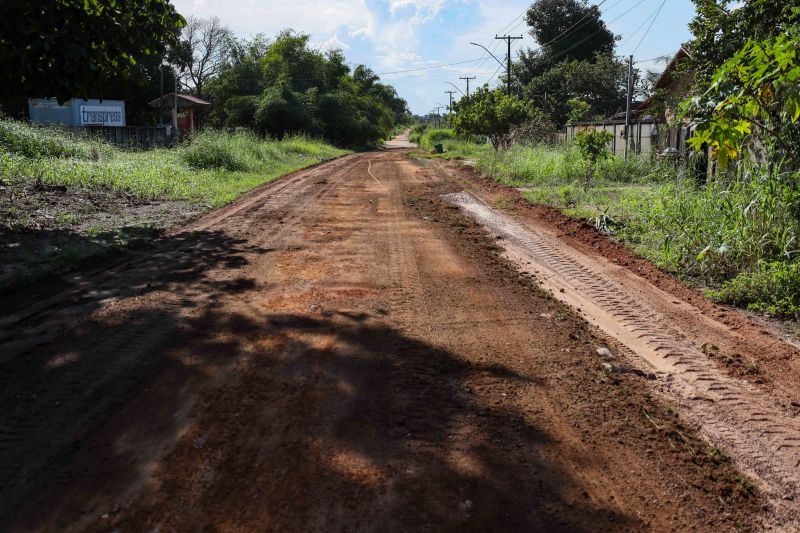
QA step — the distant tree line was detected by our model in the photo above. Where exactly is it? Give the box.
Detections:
[0,2,409,147]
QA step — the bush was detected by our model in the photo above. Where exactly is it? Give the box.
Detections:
[506,110,559,146]
[180,130,264,171]
[615,168,800,280]
[708,261,800,316]
[0,118,107,159]
[224,95,260,128]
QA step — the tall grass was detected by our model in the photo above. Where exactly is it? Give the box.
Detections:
[477,142,682,186]
[0,118,348,206]
[412,127,491,159]
[0,119,111,159]
[615,169,800,281]
[480,139,800,315]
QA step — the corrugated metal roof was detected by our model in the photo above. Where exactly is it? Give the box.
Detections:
[147,93,212,109]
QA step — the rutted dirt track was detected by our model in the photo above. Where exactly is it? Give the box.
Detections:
[1,134,797,530]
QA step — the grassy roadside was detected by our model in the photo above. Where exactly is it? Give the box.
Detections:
[409,125,491,160]
[0,119,349,291]
[444,136,800,320]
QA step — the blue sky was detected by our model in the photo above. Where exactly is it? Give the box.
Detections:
[172,0,696,114]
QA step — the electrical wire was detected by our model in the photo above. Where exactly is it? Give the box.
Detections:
[376,57,485,76]
[631,0,665,55]
[615,1,660,50]
[540,0,647,65]
[486,62,505,86]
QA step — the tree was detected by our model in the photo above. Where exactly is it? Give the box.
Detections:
[254,83,312,139]
[523,54,629,126]
[0,0,185,104]
[516,0,616,83]
[188,28,408,146]
[566,97,591,123]
[682,32,800,170]
[505,109,560,145]
[575,130,613,184]
[688,0,800,85]
[205,35,272,127]
[453,87,530,150]
[170,16,233,97]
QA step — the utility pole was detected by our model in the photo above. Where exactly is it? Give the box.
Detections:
[459,76,476,98]
[495,35,523,96]
[159,64,164,127]
[445,90,456,113]
[624,54,633,161]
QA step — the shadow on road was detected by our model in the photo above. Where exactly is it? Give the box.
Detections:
[3,262,642,530]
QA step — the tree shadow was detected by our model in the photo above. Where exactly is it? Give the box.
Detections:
[0,227,270,527]
[3,282,644,530]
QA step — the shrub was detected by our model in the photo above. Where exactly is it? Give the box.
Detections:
[224,95,260,128]
[615,167,800,280]
[0,118,107,159]
[425,128,456,144]
[179,130,264,171]
[506,109,559,146]
[708,261,800,316]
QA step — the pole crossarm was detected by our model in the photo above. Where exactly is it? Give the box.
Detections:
[459,76,476,98]
[494,35,523,96]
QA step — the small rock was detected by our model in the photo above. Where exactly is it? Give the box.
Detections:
[459,499,473,512]
[193,437,206,449]
[308,304,321,312]
[596,347,614,359]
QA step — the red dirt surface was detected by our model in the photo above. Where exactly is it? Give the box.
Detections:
[0,147,763,531]
[438,159,800,403]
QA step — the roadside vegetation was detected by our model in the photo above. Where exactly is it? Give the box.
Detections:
[409,125,490,160]
[0,119,347,206]
[0,119,347,290]
[430,0,800,319]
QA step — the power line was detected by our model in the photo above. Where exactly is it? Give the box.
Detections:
[486,62,505,86]
[632,0,665,55]
[376,57,485,76]
[618,0,664,51]
[542,0,647,65]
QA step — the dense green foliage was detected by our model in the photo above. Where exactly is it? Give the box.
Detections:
[509,0,626,127]
[0,118,347,206]
[205,31,409,146]
[709,261,800,317]
[410,127,491,160]
[518,0,615,81]
[683,32,800,170]
[688,0,800,85]
[0,0,185,103]
[453,87,530,150]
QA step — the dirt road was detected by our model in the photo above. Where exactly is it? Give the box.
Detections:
[1,133,793,530]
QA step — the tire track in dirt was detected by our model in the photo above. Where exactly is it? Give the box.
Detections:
[445,190,800,527]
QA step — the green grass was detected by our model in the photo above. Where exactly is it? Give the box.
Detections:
[0,119,349,207]
[478,142,683,186]
[708,261,800,317]
[410,127,491,160]
[480,140,800,316]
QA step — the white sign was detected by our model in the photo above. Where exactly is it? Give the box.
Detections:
[80,105,124,126]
